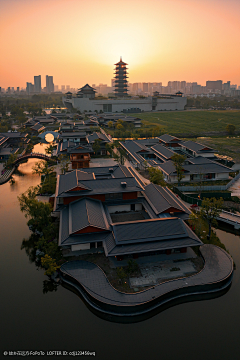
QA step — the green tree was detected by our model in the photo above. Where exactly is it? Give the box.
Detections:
[45,144,56,156]
[148,167,166,186]
[105,142,114,156]
[92,139,101,155]
[171,154,186,185]
[115,147,126,165]
[32,160,54,178]
[116,123,124,131]
[116,267,127,284]
[108,121,113,128]
[226,124,236,135]
[18,187,53,233]
[58,154,70,174]
[6,153,18,168]
[126,259,139,274]
[200,197,224,238]
[41,254,60,276]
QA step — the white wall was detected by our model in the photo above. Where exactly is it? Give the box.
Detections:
[216,172,229,179]
[196,153,215,158]
[63,96,187,113]
[107,204,131,213]
[71,243,90,251]
[135,203,143,211]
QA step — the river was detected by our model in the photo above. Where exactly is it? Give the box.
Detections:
[1,144,240,360]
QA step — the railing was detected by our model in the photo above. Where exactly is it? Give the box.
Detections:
[176,171,240,192]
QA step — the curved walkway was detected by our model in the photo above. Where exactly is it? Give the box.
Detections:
[60,244,233,316]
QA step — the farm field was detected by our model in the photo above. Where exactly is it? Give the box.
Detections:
[130,110,240,135]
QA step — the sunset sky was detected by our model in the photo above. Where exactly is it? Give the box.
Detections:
[0,0,240,89]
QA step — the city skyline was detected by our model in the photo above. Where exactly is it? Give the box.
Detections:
[0,0,240,88]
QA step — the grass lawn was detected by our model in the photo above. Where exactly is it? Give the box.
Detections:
[129,110,240,135]
[183,136,240,162]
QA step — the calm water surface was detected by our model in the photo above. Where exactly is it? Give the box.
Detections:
[1,144,240,359]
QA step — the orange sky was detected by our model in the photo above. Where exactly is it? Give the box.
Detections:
[0,0,240,88]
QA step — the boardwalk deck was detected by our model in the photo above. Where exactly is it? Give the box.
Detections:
[60,244,233,316]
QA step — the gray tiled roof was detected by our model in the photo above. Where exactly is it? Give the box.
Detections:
[69,198,109,234]
[152,144,176,159]
[57,141,76,154]
[59,198,110,245]
[31,124,45,131]
[158,134,181,143]
[78,165,132,178]
[120,141,147,164]
[108,237,202,256]
[87,132,110,143]
[75,177,143,195]
[112,218,199,245]
[144,183,191,216]
[181,140,214,152]
[158,159,231,175]
[59,132,87,138]
[67,144,93,154]
[56,171,143,197]
[57,170,94,195]
[0,132,27,138]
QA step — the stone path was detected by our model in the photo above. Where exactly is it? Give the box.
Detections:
[129,260,196,287]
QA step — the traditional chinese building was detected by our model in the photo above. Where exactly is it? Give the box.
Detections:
[54,165,202,259]
[114,57,128,97]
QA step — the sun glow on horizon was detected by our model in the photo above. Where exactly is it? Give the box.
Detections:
[0,0,240,88]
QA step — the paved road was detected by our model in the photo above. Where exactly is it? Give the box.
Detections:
[229,177,240,197]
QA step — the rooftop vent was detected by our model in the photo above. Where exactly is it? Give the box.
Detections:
[109,168,114,173]
[121,182,127,188]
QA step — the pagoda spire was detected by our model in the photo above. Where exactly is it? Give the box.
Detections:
[114,58,128,97]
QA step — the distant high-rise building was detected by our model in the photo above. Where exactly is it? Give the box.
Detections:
[114,57,128,97]
[61,85,65,92]
[17,87,20,92]
[206,80,222,91]
[132,83,139,94]
[54,85,59,91]
[142,83,148,93]
[66,85,70,91]
[34,75,41,93]
[46,75,54,93]
[26,82,34,95]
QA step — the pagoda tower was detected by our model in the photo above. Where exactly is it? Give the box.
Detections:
[114,57,128,97]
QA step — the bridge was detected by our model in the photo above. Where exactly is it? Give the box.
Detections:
[13,152,51,165]
[217,210,240,229]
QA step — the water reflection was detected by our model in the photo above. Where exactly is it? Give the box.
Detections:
[21,234,60,294]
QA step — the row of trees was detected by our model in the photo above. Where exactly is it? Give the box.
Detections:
[187,96,240,109]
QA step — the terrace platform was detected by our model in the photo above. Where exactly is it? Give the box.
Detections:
[60,244,233,317]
